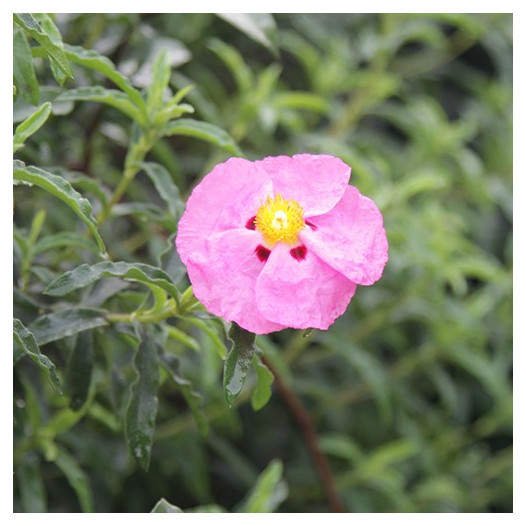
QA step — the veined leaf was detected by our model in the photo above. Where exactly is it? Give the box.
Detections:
[13,102,52,153]
[125,325,160,471]
[13,161,106,255]
[45,261,179,301]
[13,25,39,105]
[146,51,171,115]
[56,87,143,123]
[28,308,108,346]
[14,13,73,79]
[159,351,209,437]
[163,118,242,156]
[64,44,145,117]
[223,323,256,407]
[138,162,183,220]
[13,318,62,394]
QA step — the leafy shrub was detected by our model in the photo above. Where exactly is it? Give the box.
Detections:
[13,13,512,513]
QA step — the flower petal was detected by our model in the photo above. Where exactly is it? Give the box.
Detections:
[255,242,357,330]
[176,157,273,265]
[301,186,388,286]
[186,229,286,335]
[256,154,351,216]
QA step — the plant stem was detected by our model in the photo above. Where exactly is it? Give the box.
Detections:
[261,355,345,513]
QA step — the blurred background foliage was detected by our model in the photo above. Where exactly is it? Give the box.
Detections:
[13,13,512,513]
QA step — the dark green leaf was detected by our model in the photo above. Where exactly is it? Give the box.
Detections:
[16,454,47,513]
[13,102,52,153]
[56,87,143,122]
[138,162,183,220]
[28,308,108,346]
[125,325,160,471]
[13,161,106,255]
[13,25,39,105]
[159,351,209,437]
[14,13,73,79]
[13,318,62,394]
[66,331,93,411]
[33,232,99,256]
[251,353,274,411]
[151,498,183,513]
[163,118,242,156]
[223,323,256,407]
[45,261,179,301]
[238,459,287,513]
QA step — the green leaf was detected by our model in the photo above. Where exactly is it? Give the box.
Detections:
[223,323,256,407]
[64,44,145,117]
[251,353,274,411]
[13,102,52,153]
[31,14,69,85]
[13,161,106,255]
[163,118,243,156]
[216,13,279,55]
[125,325,160,471]
[66,331,93,411]
[159,351,209,437]
[151,498,183,513]
[13,25,39,105]
[56,87,143,123]
[28,308,108,346]
[238,459,287,513]
[33,232,99,256]
[14,13,73,79]
[138,162,183,220]
[13,318,62,394]
[45,261,179,301]
[54,448,94,513]
[272,91,331,114]
[146,51,171,115]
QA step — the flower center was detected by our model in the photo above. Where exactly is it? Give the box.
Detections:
[255,193,305,245]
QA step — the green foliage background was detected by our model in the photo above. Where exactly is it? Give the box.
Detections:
[13,13,512,513]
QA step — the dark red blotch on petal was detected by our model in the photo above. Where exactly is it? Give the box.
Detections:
[290,244,307,261]
[245,216,256,230]
[255,244,271,262]
[305,220,318,231]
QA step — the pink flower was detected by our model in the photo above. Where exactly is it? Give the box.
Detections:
[176,154,388,334]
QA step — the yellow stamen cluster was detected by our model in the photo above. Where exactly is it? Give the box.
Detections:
[255,193,305,246]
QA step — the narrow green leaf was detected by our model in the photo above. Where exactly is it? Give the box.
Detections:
[45,261,179,301]
[151,498,183,513]
[31,14,68,85]
[13,161,106,255]
[272,91,331,113]
[163,118,242,156]
[13,102,52,154]
[56,87,142,122]
[33,232,99,256]
[223,323,256,407]
[14,13,73,79]
[238,459,287,513]
[251,353,274,411]
[216,13,279,55]
[146,51,171,114]
[13,319,62,394]
[64,44,145,116]
[66,331,93,411]
[125,325,160,471]
[13,26,39,105]
[138,162,183,220]
[28,308,108,346]
[159,351,209,437]
[54,448,94,513]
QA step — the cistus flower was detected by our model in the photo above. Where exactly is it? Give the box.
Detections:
[176,154,388,334]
